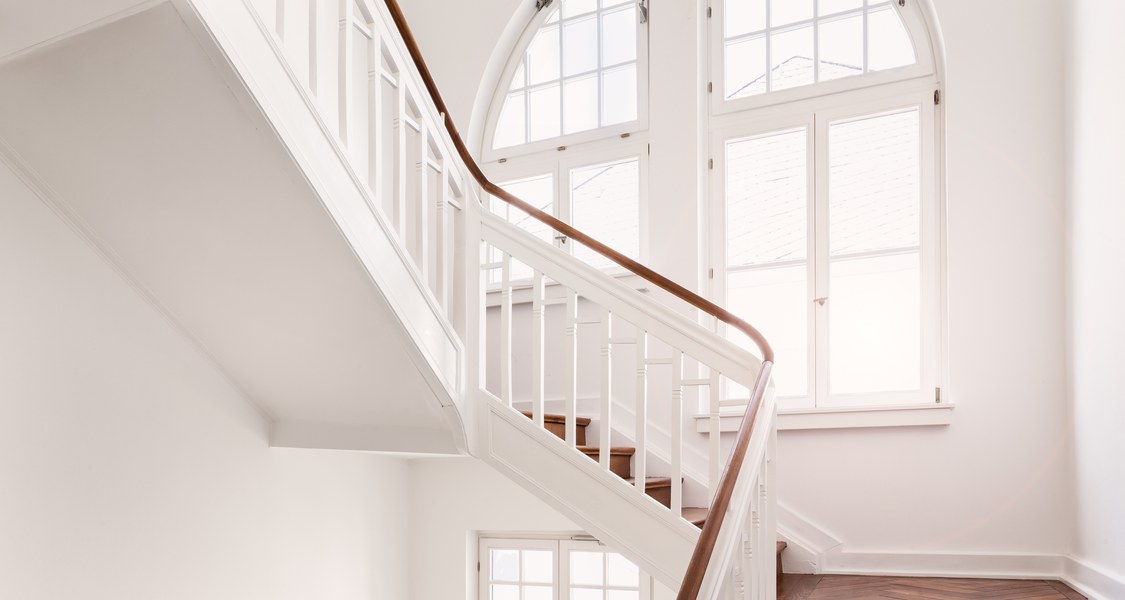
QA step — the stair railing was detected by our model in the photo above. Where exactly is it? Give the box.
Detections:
[239,0,776,596]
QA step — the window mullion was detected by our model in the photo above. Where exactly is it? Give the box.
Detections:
[812,111,830,407]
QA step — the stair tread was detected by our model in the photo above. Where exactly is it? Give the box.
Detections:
[577,446,635,456]
[681,507,708,526]
[626,476,672,487]
[520,411,592,427]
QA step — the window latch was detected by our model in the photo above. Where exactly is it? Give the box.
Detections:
[638,0,649,24]
[814,297,828,306]
[555,234,568,243]
[535,0,553,12]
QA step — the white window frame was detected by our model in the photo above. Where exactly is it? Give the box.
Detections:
[479,536,654,600]
[482,0,651,163]
[708,0,938,116]
[708,78,943,411]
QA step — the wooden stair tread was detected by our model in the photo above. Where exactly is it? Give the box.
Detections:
[681,507,708,526]
[577,446,635,456]
[520,411,592,427]
[627,476,672,488]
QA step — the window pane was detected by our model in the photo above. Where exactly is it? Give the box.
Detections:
[564,75,599,134]
[492,549,519,582]
[528,25,561,85]
[726,129,807,266]
[829,252,920,394]
[867,7,915,71]
[601,64,637,126]
[510,61,526,90]
[563,0,598,18]
[525,586,553,600]
[819,0,862,15]
[601,6,637,66]
[571,159,640,269]
[607,592,640,600]
[494,92,526,149]
[727,266,808,397]
[492,584,519,600]
[725,36,767,99]
[828,109,920,255]
[770,0,812,26]
[770,26,815,90]
[572,590,603,600]
[605,553,639,587]
[570,551,605,586]
[563,16,598,76]
[523,550,554,584]
[818,14,864,81]
[529,84,562,141]
[726,0,767,37]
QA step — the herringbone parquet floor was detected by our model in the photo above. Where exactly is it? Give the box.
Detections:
[778,574,1087,600]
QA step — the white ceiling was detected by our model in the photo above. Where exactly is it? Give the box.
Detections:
[0,0,153,62]
[0,3,457,448]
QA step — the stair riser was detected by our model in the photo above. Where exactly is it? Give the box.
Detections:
[581,452,631,478]
[542,421,586,446]
[645,485,671,508]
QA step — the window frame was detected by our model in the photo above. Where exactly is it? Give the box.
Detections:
[708,78,943,411]
[482,0,651,163]
[709,0,938,116]
[478,536,654,600]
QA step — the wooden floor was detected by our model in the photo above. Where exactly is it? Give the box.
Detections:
[778,574,1087,600]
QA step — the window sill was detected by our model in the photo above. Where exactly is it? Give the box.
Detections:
[693,403,954,432]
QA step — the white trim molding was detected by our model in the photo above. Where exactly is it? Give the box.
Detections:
[1062,555,1125,600]
[695,403,953,432]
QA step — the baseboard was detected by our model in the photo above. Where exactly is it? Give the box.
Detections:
[817,551,1063,580]
[1061,555,1125,600]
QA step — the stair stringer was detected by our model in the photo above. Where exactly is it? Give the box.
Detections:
[479,391,699,590]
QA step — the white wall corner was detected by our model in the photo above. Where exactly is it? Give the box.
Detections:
[1062,555,1125,600]
[775,502,844,574]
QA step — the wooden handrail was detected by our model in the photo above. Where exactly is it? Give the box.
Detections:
[380,2,775,597]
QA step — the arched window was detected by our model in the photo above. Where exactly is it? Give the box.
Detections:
[482,0,650,275]
[709,0,943,410]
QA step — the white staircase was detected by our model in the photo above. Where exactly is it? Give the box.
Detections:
[178,0,780,596]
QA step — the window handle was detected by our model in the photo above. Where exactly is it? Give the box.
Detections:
[814,297,828,306]
[555,234,568,243]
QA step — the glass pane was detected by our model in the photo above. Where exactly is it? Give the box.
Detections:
[571,159,640,269]
[563,16,598,76]
[528,25,561,85]
[510,61,526,90]
[867,6,915,71]
[564,75,599,134]
[818,0,862,15]
[529,84,562,141]
[828,109,920,255]
[829,252,920,394]
[727,266,808,397]
[607,592,640,600]
[725,36,767,99]
[572,590,603,600]
[605,553,639,587]
[601,6,637,66]
[602,0,631,6]
[725,0,767,37]
[769,0,812,26]
[726,129,807,266]
[493,92,526,150]
[563,0,598,18]
[492,549,519,582]
[570,551,605,586]
[600,64,637,126]
[523,550,554,584]
[492,584,519,600]
[770,26,815,90]
[818,14,864,80]
[525,586,553,600]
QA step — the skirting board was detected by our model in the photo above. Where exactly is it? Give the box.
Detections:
[817,551,1063,580]
[1062,555,1125,600]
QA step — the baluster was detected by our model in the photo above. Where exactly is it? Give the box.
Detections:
[394,84,407,236]
[531,271,546,429]
[599,311,613,471]
[634,331,648,491]
[336,0,351,145]
[438,167,452,311]
[499,251,513,406]
[766,431,778,600]
[275,0,285,39]
[671,350,684,515]
[367,26,380,194]
[709,369,722,501]
[416,129,429,274]
[748,482,761,600]
[564,290,578,447]
[308,0,319,96]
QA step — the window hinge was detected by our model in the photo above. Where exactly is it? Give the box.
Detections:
[535,0,554,12]
[708,158,714,169]
[638,0,649,24]
[707,5,712,18]
[935,387,942,404]
[708,268,715,279]
[707,81,713,94]
[898,0,905,6]
[934,89,942,105]
[647,143,651,155]
[477,561,481,572]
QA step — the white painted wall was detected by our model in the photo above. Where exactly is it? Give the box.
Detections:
[399,0,1073,571]
[0,158,411,600]
[1065,0,1125,594]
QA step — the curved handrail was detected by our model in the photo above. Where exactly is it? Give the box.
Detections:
[379,2,774,597]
